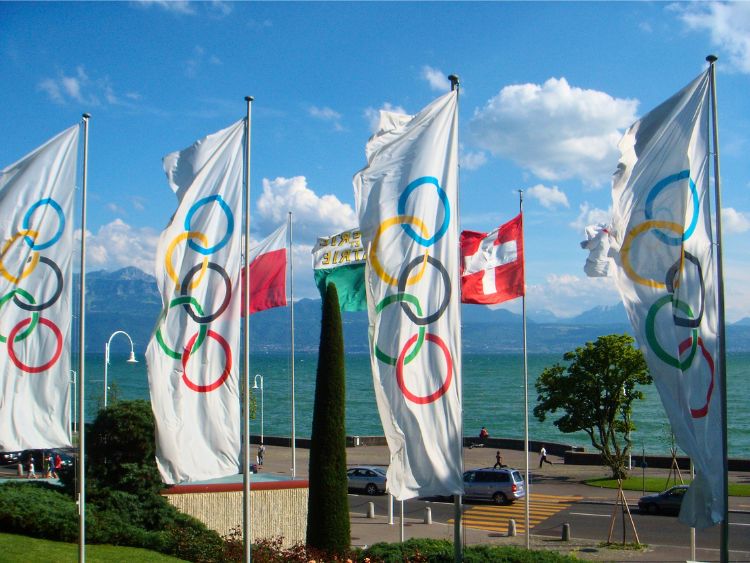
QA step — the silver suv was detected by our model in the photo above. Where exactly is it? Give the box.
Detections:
[462,467,525,504]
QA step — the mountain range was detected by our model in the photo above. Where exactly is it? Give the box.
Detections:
[79,267,750,355]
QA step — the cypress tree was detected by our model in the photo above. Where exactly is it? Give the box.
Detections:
[306,283,351,552]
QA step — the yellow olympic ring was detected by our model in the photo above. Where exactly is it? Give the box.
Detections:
[165,232,209,291]
[371,216,429,287]
[621,220,683,289]
[0,230,40,284]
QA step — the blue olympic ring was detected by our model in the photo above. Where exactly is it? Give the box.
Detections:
[184,195,234,255]
[397,176,450,247]
[645,170,699,246]
[22,198,65,250]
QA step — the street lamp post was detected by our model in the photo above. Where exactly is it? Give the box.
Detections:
[104,330,138,409]
[252,374,264,444]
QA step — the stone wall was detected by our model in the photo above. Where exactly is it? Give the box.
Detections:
[162,480,309,547]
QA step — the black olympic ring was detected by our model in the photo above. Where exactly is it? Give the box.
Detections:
[665,251,704,328]
[180,262,232,323]
[397,254,451,325]
[12,256,63,312]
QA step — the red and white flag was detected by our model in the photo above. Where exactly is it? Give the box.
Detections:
[241,223,288,315]
[461,214,524,304]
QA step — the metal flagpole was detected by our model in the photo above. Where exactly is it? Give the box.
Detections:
[448,73,463,563]
[243,95,254,563]
[289,210,297,479]
[706,54,729,563]
[520,190,530,550]
[78,112,90,562]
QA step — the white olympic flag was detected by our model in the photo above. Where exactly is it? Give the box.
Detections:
[610,69,723,528]
[353,91,463,500]
[0,125,78,451]
[147,119,245,484]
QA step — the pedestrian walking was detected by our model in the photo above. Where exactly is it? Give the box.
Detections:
[493,449,504,469]
[257,443,265,466]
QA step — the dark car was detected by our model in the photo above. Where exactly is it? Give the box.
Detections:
[462,467,526,505]
[638,485,689,515]
[347,465,387,495]
[1,451,22,465]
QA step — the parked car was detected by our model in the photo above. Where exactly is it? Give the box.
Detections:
[347,465,387,495]
[638,485,688,515]
[462,467,525,505]
[1,451,22,465]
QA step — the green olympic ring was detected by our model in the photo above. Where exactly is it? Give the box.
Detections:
[0,288,39,343]
[155,296,208,359]
[645,294,698,370]
[374,293,425,366]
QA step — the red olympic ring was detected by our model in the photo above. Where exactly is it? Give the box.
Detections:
[678,336,714,419]
[7,317,63,373]
[181,329,232,393]
[396,332,452,405]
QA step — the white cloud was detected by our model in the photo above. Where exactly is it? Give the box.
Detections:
[422,65,451,92]
[675,2,750,74]
[570,202,611,232]
[134,0,195,15]
[459,148,487,171]
[256,176,358,240]
[526,184,569,210]
[469,77,638,185]
[38,66,140,109]
[527,274,620,318]
[364,102,408,133]
[185,46,221,78]
[309,105,344,131]
[208,0,232,17]
[722,207,750,234]
[82,219,160,275]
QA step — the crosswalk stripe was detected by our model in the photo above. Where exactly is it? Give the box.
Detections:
[451,493,582,533]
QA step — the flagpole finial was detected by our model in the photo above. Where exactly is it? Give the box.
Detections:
[82,113,91,119]
[245,96,254,102]
[706,55,718,64]
[448,75,460,91]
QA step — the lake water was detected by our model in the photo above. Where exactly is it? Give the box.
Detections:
[82,351,750,458]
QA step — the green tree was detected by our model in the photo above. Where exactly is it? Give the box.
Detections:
[533,334,651,479]
[306,283,350,553]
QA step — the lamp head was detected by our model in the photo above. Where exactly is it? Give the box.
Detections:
[127,351,138,363]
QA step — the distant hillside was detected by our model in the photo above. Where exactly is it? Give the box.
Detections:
[76,268,750,354]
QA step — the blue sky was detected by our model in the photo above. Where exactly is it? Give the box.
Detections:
[2,1,749,320]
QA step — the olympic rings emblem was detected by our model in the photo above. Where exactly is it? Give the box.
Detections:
[184,195,234,255]
[372,175,455,405]
[678,336,714,419]
[181,329,232,393]
[370,216,430,286]
[0,198,68,374]
[396,332,453,404]
[624,171,715,419]
[157,194,236,392]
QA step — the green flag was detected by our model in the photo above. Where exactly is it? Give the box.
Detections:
[312,228,366,312]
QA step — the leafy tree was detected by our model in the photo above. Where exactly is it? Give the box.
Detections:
[533,334,651,479]
[306,283,350,553]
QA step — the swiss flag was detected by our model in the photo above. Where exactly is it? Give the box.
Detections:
[241,223,288,315]
[460,213,524,304]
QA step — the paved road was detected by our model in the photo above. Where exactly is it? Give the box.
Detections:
[349,491,750,560]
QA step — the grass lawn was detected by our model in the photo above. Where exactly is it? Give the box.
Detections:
[584,476,750,497]
[0,532,186,563]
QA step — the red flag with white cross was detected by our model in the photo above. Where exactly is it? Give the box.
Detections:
[460,213,524,304]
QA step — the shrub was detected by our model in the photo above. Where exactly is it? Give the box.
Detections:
[0,482,78,542]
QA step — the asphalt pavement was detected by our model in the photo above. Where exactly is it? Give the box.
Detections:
[256,443,750,562]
